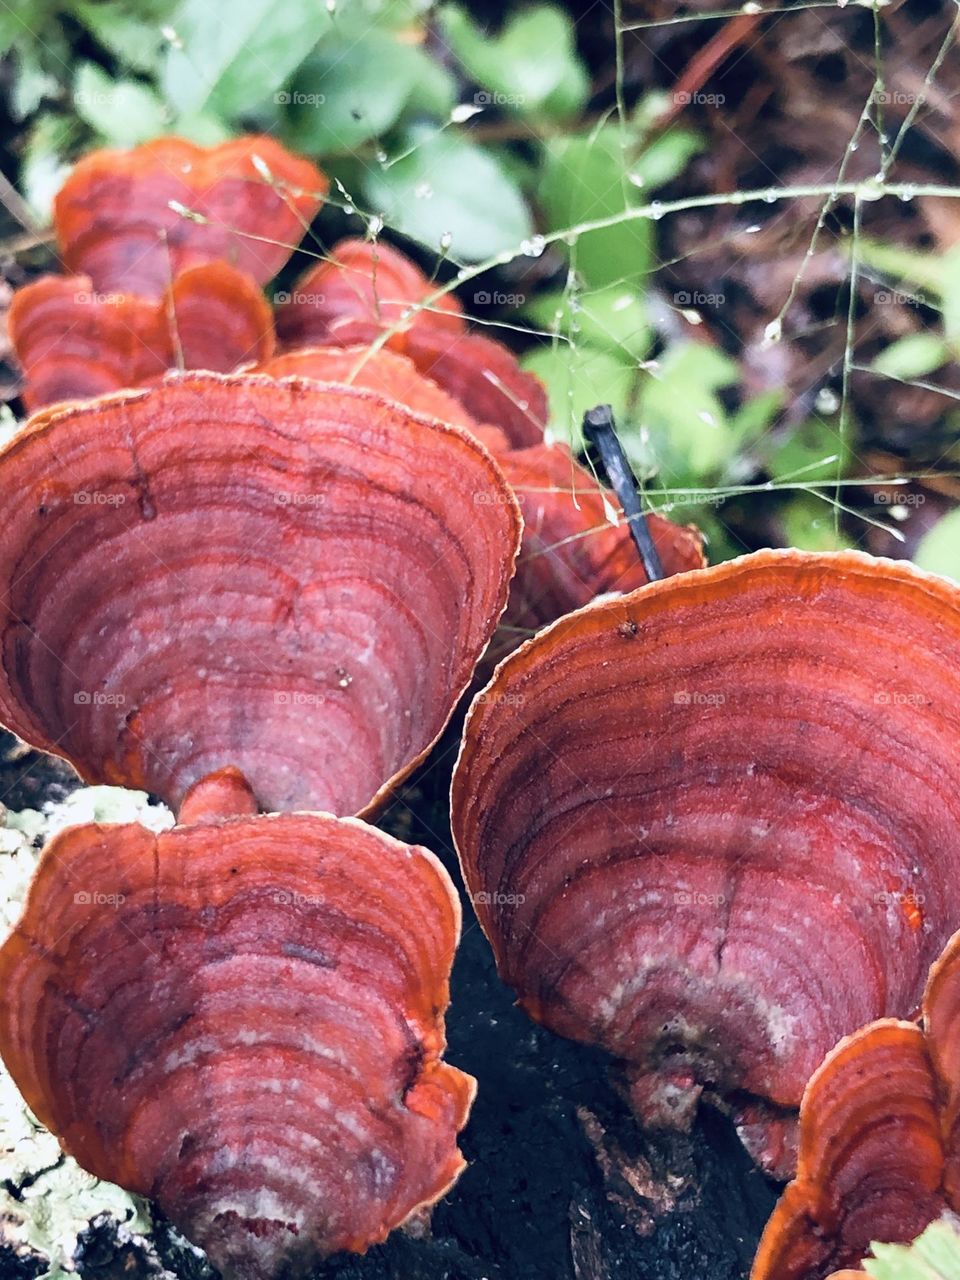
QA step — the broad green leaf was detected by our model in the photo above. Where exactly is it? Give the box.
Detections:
[852,236,945,298]
[401,53,457,120]
[539,125,700,290]
[439,4,588,120]
[914,508,960,584]
[521,343,636,450]
[363,129,532,260]
[729,389,782,448]
[19,113,76,221]
[780,494,856,552]
[9,45,60,120]
[638,343,739,480]
[863,1215,960,1280]
[73,62,169,146]
[762,416,850,485]
[625,128,703,192]
[162,0,331,117]
[284,31,422,155]
[524,286,652,362]
[71,1,171,71]
[872,332,948,381]
[540,127,651,289]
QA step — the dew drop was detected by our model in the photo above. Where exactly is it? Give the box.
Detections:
[521,235,546,257]
[414,181,433,199]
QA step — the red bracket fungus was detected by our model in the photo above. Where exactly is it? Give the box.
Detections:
[495,442,704,640]
[0,808,473,1279]
[54,136,326,298]
[401,328,548,449]
[753,927,960,1279]
[275,237,465,349]
[10,263,275,411]
[251,353,698,647]
[451,550,960,1177]
[250,345,476,431]
[276,237,547,447]
[0,372,520,817]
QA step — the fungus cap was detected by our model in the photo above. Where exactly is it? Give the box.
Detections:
[10,264,275,410]
[0,811,473,1279]
[0,372,521,817]
[752,927,960,1279]
[275,237,545,447]
[452,549,960,1172]
[54,136,326,297]
[495,442,704,643]
[275,238,464,349]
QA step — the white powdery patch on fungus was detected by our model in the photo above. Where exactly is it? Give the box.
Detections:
[0,783,173,1276]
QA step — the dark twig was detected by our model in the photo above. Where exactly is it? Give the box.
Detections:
[582,404,665,583]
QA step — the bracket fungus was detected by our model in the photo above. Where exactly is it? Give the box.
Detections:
[753,927,960,1279]
[0,809,473,1279]
[251,354,696,647]
[276,237,547,447]
[250,345,476,431]
[0,373,520,817]
[496,442,704,638]
[54,136,326,297]
[451,550,960,1176]
[10,263,275,410]
[275,237,465,349]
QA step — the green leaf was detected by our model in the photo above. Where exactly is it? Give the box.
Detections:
[638,343,739,480]
[872,332,948,381]
[761,416,849,485]
[525,286,652,362]
[71,1,171,72]
[521,343,637,450]
[780,494,856,552]
[539,125,700,290]
[729,390,782,447]
[625,127,704,192]
[362,129,533,260]
[401,54,457,120]
[439,4,589,120]
[863,1214,960,1280]
[283,31,422,155]
[540,126,651,289]
[914,509,960,584]
[19,113,76,222]
[73,62,169,146]
[162,0,331,118]
[8,44,60,120]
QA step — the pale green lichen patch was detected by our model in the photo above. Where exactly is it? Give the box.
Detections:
[1,785,174,1276]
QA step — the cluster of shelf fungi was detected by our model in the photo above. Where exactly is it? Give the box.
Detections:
[1,135,960,1280]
